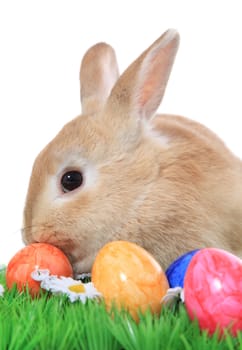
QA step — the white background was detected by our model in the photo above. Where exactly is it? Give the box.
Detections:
[0,1,241,265]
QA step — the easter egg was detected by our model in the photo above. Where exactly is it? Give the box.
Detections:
[92,241,169,320]
[166,250,199,288]
[6,243,73,296]
[184,248,242,336]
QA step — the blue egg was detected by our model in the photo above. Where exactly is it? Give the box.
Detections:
[165,250,200,288]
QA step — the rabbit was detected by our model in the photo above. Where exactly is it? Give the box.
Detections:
[22,29,242,275]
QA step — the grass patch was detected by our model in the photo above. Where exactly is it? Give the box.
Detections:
[0,269,241,350]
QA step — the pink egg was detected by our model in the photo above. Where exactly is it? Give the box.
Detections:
[184,248,242,336]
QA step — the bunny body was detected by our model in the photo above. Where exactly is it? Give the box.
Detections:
[22,30,242,274]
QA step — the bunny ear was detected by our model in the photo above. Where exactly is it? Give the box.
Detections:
[106,29,180,121]
[80,42,119,115]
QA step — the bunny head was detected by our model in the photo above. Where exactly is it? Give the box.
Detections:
[22,29,180,273]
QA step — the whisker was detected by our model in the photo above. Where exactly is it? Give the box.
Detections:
[21,223,56,244]
[21,224,48,232]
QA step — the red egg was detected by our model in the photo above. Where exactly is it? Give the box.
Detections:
[6,243,73,296]
[92,241,169,321]
[184,248,242,336]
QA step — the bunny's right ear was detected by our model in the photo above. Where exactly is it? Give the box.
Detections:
[105,29,179,123]
[80,42,119,115]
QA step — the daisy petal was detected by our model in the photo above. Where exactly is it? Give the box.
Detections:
[0,264,6,271]
[0,284,4,297]
[31,268,51,281]
[161,287,184,306]
[75,272,92,281]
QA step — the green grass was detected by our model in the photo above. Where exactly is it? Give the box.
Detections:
[0,269,241,350]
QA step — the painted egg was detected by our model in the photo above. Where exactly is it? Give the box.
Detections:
[166,250,199,288]
[184,248,242,336]
[6,243,73,296]
[92,240,169,321]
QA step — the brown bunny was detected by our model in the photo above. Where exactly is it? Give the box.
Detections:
[22,29,242,274]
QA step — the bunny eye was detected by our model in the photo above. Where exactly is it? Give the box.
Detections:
[61,171,83,193]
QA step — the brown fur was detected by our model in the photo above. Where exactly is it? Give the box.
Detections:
[22,29,242,274]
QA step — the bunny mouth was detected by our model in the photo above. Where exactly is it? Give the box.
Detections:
[32,235,78,267]
[29,230,94,274]
[45,240,92,274]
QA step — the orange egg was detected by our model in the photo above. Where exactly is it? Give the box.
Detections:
[92,241,169,320]
[6,243,73,296]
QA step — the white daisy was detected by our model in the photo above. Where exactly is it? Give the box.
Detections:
[31,268,101,303]
[0,284,4,297]
[161,287,184,306]
[0,264,6,271]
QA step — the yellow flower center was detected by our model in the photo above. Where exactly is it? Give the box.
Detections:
[68,284,86,293]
